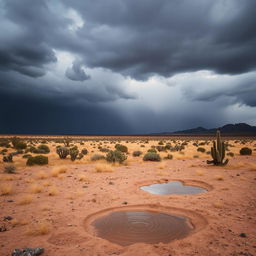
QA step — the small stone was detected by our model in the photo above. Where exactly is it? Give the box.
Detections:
[239,233,247,238]
[0,226,7,232]
[122,201,128,205]
[83,185,88,188]
[3,216,13,221]
[108,182,115,185]
[7,200,14,203]
[12,248,44,256]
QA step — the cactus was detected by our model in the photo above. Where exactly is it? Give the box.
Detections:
[207,130,228,166]
[69,148,79,161]
[56,147,69,159]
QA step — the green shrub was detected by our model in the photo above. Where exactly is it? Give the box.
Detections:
[22,154,32,159]
[77,153,84,160]
[14,141,27,150]
[26,155,48,166]
[81,148,88,155]
[106,150,127,163]
[115,144,128,153]
[158,141,164,145]
[197,147,206,153]
[133,151,142,157]
[147,149,157,153]
[70,148,79,161]
[3,154,13,163]
[143,153,161,162]
[90,154,105,161]
[56,147,69,159]
[156,146,166,152]
[37,144,50,154]
[239,147,252,155]
[99,147,109,152]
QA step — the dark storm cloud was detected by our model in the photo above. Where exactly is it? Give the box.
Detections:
[65,60,90,81]
[61,0,256,79]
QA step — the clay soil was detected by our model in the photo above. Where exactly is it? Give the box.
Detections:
[0,137,255,256]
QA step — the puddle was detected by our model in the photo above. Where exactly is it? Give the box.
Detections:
[91,210,193,246]
[141,181,207,195]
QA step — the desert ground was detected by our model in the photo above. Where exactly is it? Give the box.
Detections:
[0,136,255,256]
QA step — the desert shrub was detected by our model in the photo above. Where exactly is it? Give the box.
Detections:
[156,146,166,152]
[140,144,145,147]
[1,149,8,154]
[164,154,173,160]
[133,151,142,157]
[4,165,16,174]
[3,154,13,163]
[206,151,211,155]
[147,148,157,153]
[69,148,79,161]
[23,154,32,159]
[106,150,127,163]
[197,147,206,153]
[37,144,50,154]
[143,152,161,162]
[90,154,105,161]
[115,144,128,153]
[81,148,88,155]
[99,147,109,152]
[165,144,171,150]
[227,152,234,157]
[239,147,252,155]
[26,155,48,166]
[56,147,69,159]
[14,141,27,150]
[77,153,84,160]
[158,141,164,145]
[0,140,10,148]
[193,143,198,147]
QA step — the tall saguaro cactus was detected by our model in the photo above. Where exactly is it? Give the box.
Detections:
[207,130,228,166]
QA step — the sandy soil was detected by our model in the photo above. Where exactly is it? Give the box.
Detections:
[0,138,256,256]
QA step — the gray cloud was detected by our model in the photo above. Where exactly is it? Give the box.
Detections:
[65,60,90,81]
[0,0,255,134]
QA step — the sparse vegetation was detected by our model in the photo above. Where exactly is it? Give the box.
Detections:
[4,165,16,174]
[143,152,161,162]
[239,147,252,155]
[56,146,69,159]
[26,155,48,166]
[106,150,127,163]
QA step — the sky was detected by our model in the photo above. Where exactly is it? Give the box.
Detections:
[0,0,256,135]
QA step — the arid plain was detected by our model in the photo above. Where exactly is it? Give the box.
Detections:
[0,136,255,256]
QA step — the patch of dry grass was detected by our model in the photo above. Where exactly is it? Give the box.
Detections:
[30,184,43,193]
[95,163,113,173]
[78,174,90,183]
[213,201,223,208]
[0,183,13,195]
[195,170,205,176]
[158,162,166,169]
[249,163,256,171]
[42,180,51,187]
[50,166,67,177]
[26,221,51,235]
[18,195,33,205]
[35,171,47,179]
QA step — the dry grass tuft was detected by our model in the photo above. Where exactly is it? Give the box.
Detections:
[35,171,48,179]
[18,195,33,205]
[0,184,13,195]
[30,184,43,193]
[78,174,90,183]
[196,170,205,176]
[40,205,51,211]
[42,180,51,187]
[26,221,51,235]
[213,201,223,208]
[47,186,58,196]
[95,163,113,173]
[24,178,35,184]
[215,175,224,181]
[158,162,166,169]
[1,175,15,181]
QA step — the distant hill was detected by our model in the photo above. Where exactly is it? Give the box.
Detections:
[154,123,256,136]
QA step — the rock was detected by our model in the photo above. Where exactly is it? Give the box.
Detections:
[122,201,128,205]
[239,233,247,238]
[0,226,7,232]
[4,216,13,221]
[12,248,44,256]
[7,200,14,203]
[108,182,115,185]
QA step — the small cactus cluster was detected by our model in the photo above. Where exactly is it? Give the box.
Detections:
[207,130,228,166]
